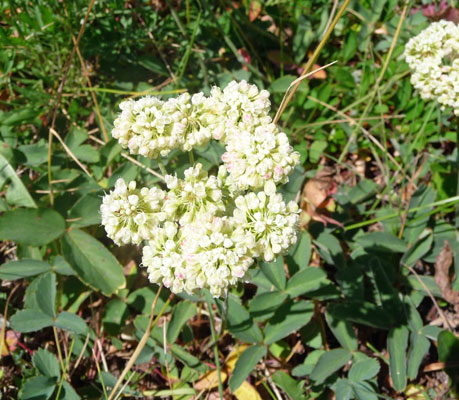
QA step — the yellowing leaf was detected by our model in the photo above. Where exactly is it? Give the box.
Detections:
[194,370,227,391]
[226,344,250,372]
[234,381,262,400]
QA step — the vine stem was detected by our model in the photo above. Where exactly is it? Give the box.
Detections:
[189,150,195,166]
[157,158,168,176]
[205,293,224,399]
[107,286,167,400]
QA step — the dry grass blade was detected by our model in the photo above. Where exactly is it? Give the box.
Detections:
[107,286,165,400]
[273,0,351,124]
[50,128,91,177]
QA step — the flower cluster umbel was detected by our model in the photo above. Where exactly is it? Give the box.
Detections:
[102,80,300,297]
[404,20,459,115]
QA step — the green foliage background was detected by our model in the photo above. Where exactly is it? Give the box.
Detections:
[0,0,458,399]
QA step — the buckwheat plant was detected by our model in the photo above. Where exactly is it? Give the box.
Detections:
[102,80,301,298]
[404,20,459,115]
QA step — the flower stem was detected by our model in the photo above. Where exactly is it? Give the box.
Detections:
[157,158,167,176]
[205,293,224,399]
[188,150,195,166]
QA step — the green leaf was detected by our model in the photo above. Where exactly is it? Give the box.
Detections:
[10,309,54,332]
[68,193,102,227]
[229,345,267,391]
[400,233,433,267]
[54,312,88,335]
[58,382,81,400]
[325,310,358,351]
[387,325,409,391]
[269,75,296,93]
[437,330,459,379]
[286,267,328,297]
[259,256,286,290]
[20,376,56,400]
[167,301,197,343]
[35,272,56,318]
[249,291,287,321]
[356,232,407,253]
[264,300,314,345]
[103,299,128,335]
[0,259,51,280]
[310,348,352,384]
[0,208,65,246]
[0,152,36,208]
[291,231,312,270]
[348,359,380,381]
[407,332,430,380]
[33,348,60,379]
[272,370,305,400]
[221,295,263,344]
[62,228,126,296]
[292,349,325,377]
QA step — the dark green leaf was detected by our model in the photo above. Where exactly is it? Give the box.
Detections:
[0,208,65,246]
[290,231,312,270]
[33,348,60,379]
[286,267,328,297]
[167,301,197,343]
[387,325,409,391]
[310,348,352,384]
[0,259,51,280]
[264,300,314,345]
[35,272,56,318]
[259,256,286,290]
[10,309,54,332]
[325,310,358,351]
[20,376,56,400]
[229,345,267,391]
[62,228,126,296]
[407,332,430,380]
[54,312,88,335]
[401,233,433,267]
[249,291,287,321]
[68,193,102,227]
[272,370,306,400]
[348,359,380,381]
[356,232,407,253]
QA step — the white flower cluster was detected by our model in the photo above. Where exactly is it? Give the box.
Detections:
[103,80,301,297]
[404,20,459,115]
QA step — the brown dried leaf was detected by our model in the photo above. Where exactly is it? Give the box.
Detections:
[234,381,262,400]
[194,370,228,391]
[434,241,459,310]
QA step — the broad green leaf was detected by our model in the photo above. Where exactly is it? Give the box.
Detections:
[68,193,102,227]
[171,344,206,372]
[221,295,263,344]
[272,370,305,400]
[0,208,65,246]
[325,310,358,351]
[356,232,407,253]
[167,301,197,343]
[292,350,325,377]
[315,232,346,268]
[126,286,170,315]
[328,302,392,329]
[33,348,60,379]
[0,152,36,208]
[59,382,81,400]
[286,267,328,297]
[264,300,314,345]
[387,325,409,391]
[35,272,56,318]
[103,299,128,335]
[437,330,459,379]
[352,381,378,400]
[20,376,56,400]
[55,312,88,335]
[62,228,126,296]
[335,379,353,400]
[249,291,287,321]
[229,345,267,391]
[291,231,312,270]
[348,359,380,381]
[10,309,54,332]
[407,275,442,298]
[259,256,286,290]
[310,348,352,384]
[401,233,433,267]
[407,332,430,380]
[269,75,296,93]
[0,259,51,280]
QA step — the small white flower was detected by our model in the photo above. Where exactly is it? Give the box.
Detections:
[100,178,166,245]
[233,185,300,262]
[223,122,300,191]
[404,21,459,115]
